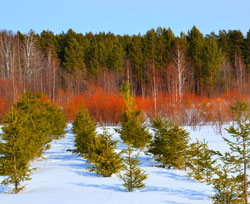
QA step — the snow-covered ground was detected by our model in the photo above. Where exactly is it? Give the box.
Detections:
[0,124,230,204]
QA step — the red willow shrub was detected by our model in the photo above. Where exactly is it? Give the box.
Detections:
[0,98,5,120]
[61,88,250,126]
[0,81,239,127]
[63,85,124,125]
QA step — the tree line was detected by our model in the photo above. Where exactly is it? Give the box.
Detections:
[1,27,250,99]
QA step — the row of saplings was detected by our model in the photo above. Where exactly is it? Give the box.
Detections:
[0,84,250,204]
[71,82,250,204]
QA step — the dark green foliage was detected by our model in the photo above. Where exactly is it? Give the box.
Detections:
[202,36,223,93]
[155,27,175,67]
[227,30,244,65]
[187,26,205,94]
[20,27,248,97]
[62,29,86,73]
[243,30,250,72]
[119,145,148,192]
[72,106,97,157]
[143,29,156,65]
[22,27,250,97]
[129,35,144,89]
[116,81,151,149]
[37,30,58,57]
[87,128,124,177]
[187,139,217,183]
[149,117,190,169]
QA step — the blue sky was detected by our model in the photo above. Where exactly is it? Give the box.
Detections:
[1,0,250,36]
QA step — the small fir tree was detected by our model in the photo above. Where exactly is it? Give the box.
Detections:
[14,91,67,159]
[116,81,151,149]
[211,158,241,204]
[87,128,124,177]
[72,106,98,158]
[186,139,217,183]
[44,103,67,140]
[149,117,190,169]
[0,107,35,193]
[0,91,67,193]
[119,145,148,192]
[221,101,250,204]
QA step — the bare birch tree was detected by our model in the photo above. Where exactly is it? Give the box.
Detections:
[173,43,186,101]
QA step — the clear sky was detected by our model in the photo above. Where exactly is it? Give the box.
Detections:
[1,0,250,36]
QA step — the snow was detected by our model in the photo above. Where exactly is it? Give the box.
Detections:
[0,124,230,204]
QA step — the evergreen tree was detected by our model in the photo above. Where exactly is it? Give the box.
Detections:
[155,27,175,67]
[149,117,190,169]
[73,107,123,177]
[72,106,98,159]
[222,101,250,204]
[186,139,217,183]
[116,81,151,149]
[0,91,67,193]
[202,36,223,94]
[129,35,144,94]
[0,107,34,193]
[187,26,205,94]
[243,30,250,72]
[211,156,242,204]
[38,30,58,57]
[87,128,124,177]
[14,92,66,159]
[62,29,85,73]
[44,103,67,140]
[108,41,125,72]
[143,29,156,66]
[119,145,148,192]
[227,30,244,65]
[218,30,230,58]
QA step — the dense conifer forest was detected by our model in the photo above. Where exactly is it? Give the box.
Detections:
[0,26,250,124]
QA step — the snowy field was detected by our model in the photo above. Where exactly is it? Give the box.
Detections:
[0,124,230,204]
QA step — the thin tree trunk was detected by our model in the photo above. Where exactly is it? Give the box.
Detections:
[152,62,157,115]
[243,136,248,204]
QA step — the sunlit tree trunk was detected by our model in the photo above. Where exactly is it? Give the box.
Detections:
[173,46,185,101]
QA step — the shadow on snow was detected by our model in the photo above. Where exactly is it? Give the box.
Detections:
[151,170,193,182]
[145,185,210,201]
[74,183,124,192]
